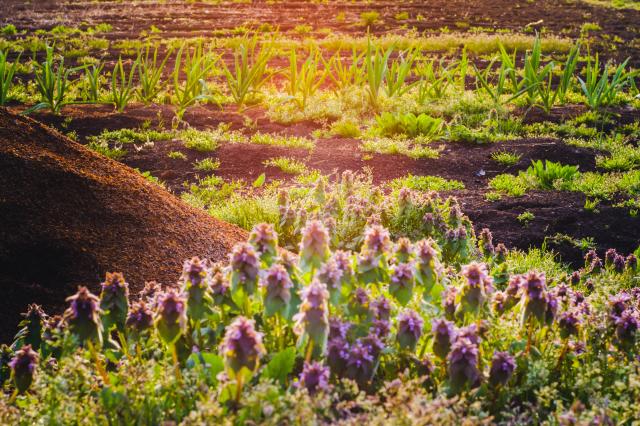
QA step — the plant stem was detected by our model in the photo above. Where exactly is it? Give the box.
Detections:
[87,340,110,385]
[172,343,182,383]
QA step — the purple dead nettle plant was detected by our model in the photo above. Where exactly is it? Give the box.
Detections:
[558,309,581,339]
[613,254,626,274]
[478,228,494,258]
[229,242,260,298]
[447,337,480,393]
[349,286,371,317]
[432,318,456,360]
[261,263,293,318]
[154,289,187,347]
[521,271,553,325]
[99,272,130,333]
[126,300,154,336]
[210,270,232,307]
[414,239,443,296]
[488,351,516,387]
[460,262,493,315]
[605,248,618,269]
[389,262,416,306]
[297,361,330,395]
[362,224,391,258]
[396,309,424,351]
[294,280,330,360]
[248,223,279,265]
[370,295,391,321]
[14,304,46,351]
[393,237,414,264]
[316,258,344,304]
[64,286,103,346]
[181,257,212,323]
[326,334,350,376]
[9,344,39,394]
[627,254,638,272]
[613,309,639,352]
[442,286,458,321]
[345,335,382,388]
[299,220,330,272]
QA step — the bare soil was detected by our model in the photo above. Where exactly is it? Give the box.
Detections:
[0,108,246,342]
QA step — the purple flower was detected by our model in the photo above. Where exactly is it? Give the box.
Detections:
[345,339,377,388]
[370,319,391,339]
[492,291,507,315]
[522,271,552,323]
[9,344,38,393]
[396,310,423,351]
[614,255,626,274]
[126,301,154,334]
[220,316,266,374]
[299,220,330,270]
[457,323,483,346]
[293,281,330,354]
[627,254,638,272]
[442,286,458,320]
[210,271,231,306]
[432,318,456,359]
[16,304,46,350]
[489,351,516,387]
[230,243,260,294]
[329,317,351,340]
[585,250,599,268]
[393,238,414,263]
[99,272,130,332]
[139,281,162,306]
[389,262,415,306]
[182,257,212,321]
[64,286,103,345]
[349,287,370,316]
[154,289,187,346]
[248,223,278,263]
[614,309,639,351]
[370,296,391,321]
[447,337,480,392]
[570,271,581,286]
[261,264,293,317]
[362,224,391,256]
[326,337,349,375]
[605,248,618,268]
[479,228,494,257]
[297,361,330,395]
[460,262,493,312]
[414,239,443,290]
[495,244,508,263]
[316,259,344,293]
[609,292,631,322]
[558,310,581,339]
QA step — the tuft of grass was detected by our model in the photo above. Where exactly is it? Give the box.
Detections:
[263,157,308,175]
[390,174,465,192]
[491,150,522,166]
[360,11,381,27]
[517,210,535,226]
[194,157,220,172]
[86,141,126,160]
[168,151,187,160]
[249,132,315,150]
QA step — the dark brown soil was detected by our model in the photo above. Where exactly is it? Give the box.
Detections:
[0,108,247,342]
[2,0,640,64]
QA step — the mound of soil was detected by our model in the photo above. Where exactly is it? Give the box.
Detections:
[0,108,246,342]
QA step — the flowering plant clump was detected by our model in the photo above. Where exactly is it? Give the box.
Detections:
[4,218,640,424]
[99,272,130,333]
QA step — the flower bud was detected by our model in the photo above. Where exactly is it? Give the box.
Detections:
[396,310,423,351]
[220,316,266,374]
[299,220,330,270]
[248,223,279,265]
[126,301,154,335]
[230,243,260,295]
[9,344,38,393]
[613,255,626,274]
[431,318,456,359]
[393,238,414,264]
[522,271,549,324]
[558,310,580,339]
[605,248,618,269]
[362,224,391,257]
[14,304,46,350]
[488,351,515,387]
[64,286,103,346]
[389,262,415,306]
[181,257,212,322]
[297,361,330,395]
[99,272,129,332]
[414,239,443,293]
[293,281,330,354]
[261,264,293,317]
[370,296,391,321]
[460,262,492,313]
[447,337,480,393]
[139,281,162,306]
[154,289,187,346]
[478,228,494,258]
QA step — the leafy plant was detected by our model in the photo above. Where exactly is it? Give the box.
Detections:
[365,40,393,109]
[578,54,636,110]
[221,35,273,108]
[286,48,326,110]
[491,150,521,166]
[374,112,444,139]
[173,43,218,121]
[110,56,138,112]
[0,49,21,106]
[137,43,173,104]
[384,48,416,98]
[263,157,308,175]
[81,62,104,102]
[527,159,579,189]
[324,48,366,96]
[26,45,85,114]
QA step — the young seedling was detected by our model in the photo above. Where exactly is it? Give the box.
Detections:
[0,49,21,106]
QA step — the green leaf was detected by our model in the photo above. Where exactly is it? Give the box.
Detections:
[253,172,266,188]
[188,352,225,383]
[261,347,296,385]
